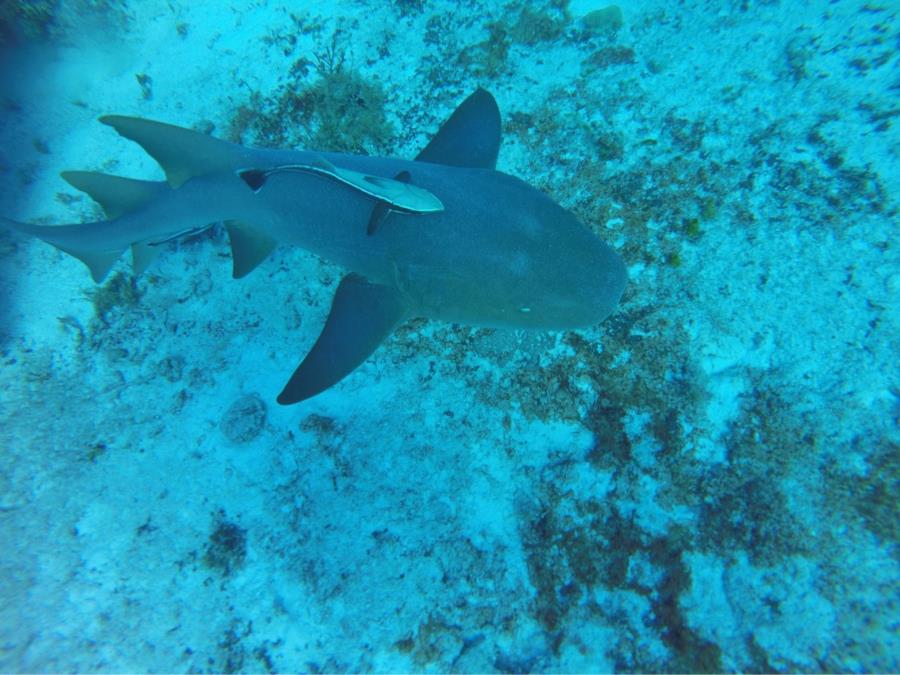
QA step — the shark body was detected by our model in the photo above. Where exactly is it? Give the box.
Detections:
[2,89,627,404]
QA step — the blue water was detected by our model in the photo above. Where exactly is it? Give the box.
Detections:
[0,0,897,672]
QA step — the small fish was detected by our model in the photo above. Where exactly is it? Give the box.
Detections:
[238,157,443,214]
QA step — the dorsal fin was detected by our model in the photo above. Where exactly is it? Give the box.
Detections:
[415,88,501,169]
[99,116,242,188]
[61,171,165,219]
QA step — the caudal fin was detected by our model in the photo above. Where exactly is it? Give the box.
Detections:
[1,216,125,282]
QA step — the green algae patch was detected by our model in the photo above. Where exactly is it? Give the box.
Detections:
[588,45,636,68]
[88,272,142,322]
[581,5,624,37]
[458,20,511,78]
[301,67,393,153]
[230,34,393,154]
[509,6,567,45]
[257,66,392,153]
[459,5,569,79]
[519,481,723,671]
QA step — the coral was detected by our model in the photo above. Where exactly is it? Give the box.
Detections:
[519,480,722,670]
[594,129,625,160]
[585,45,636,69]
[458,5,567,78]
[393,0,425,18]
[825,436,900,551]
[509,6,567,46]
[157,355,185,383]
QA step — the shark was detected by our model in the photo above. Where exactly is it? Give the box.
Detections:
[1,89,627,404]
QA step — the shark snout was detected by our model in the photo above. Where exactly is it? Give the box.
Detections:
[588,242,627,323]
[549,234,626,329]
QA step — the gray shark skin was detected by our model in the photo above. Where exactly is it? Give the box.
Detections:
[1,89,627,404]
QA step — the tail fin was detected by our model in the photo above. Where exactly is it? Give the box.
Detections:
[1,171,169,282]
[55,242,126,283]
[1,216,124,282]
[2,117,256,282]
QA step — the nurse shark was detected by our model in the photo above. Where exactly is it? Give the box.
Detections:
[1,89,626,404]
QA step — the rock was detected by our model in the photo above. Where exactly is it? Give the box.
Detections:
[221,393,267,443]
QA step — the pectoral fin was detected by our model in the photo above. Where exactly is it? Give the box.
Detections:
[277,274,407,404]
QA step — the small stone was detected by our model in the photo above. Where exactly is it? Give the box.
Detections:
[158,355,185,383]
[221,393,267,443]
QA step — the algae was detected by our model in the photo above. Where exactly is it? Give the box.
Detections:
[203,511,247,576]
[231,34,392,154]
[88,272,141,322]
[458,20,511,78]
[509,6,567,46]
[221,393,267,443]
[581,5,624,37]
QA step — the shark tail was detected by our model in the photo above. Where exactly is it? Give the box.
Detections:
[1,215,126,282]
[2,118,272,284]
[1,171,171,282]
[62,171,172,278]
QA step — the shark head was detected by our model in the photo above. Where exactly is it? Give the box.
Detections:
[390,170,627,332]
[507,205,627,330]
[505,190,627,330]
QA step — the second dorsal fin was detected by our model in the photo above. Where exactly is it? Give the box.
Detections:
[100,116,242,188]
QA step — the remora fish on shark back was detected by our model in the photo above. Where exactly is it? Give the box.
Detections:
[1,89,627,404]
